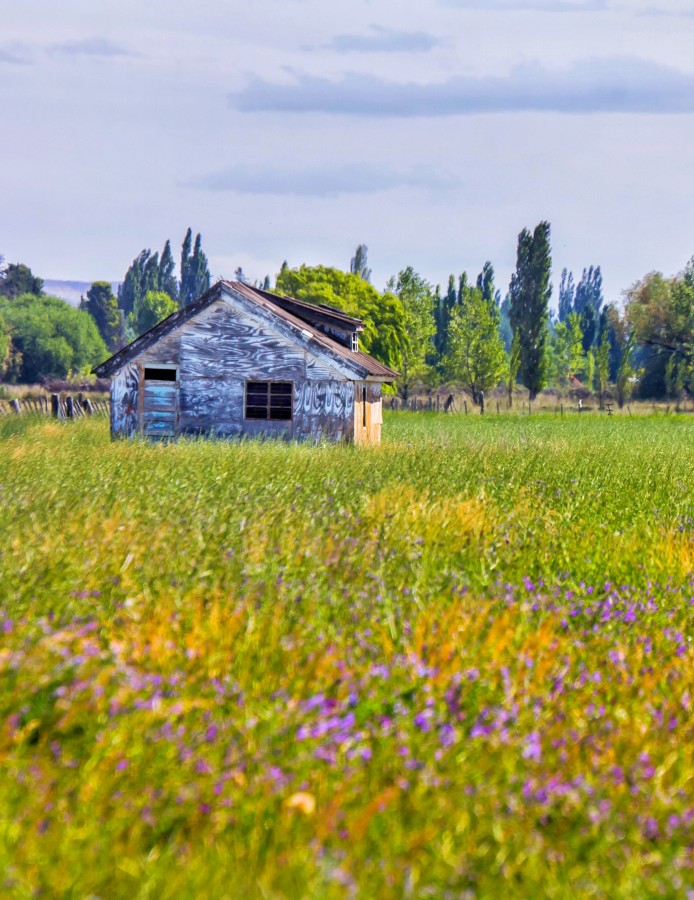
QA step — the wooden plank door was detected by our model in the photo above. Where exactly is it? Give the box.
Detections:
[141,367,179,438]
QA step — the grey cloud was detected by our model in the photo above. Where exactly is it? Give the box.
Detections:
[188,163,455,197]
[48,38,134,58]
[0,44,32,65]
[229,57,694,117]
[440,0,608,9]
[320,26,439,53]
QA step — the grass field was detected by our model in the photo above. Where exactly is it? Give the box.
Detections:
[0,413,693,898]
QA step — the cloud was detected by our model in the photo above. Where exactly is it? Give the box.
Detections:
[0,44,32,65]
[439,0,608,9]
[319,26,440,54]
[229,57,694,117]
[188,163,455,197]
[48,38,134,58]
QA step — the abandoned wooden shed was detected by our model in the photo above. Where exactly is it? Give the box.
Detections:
[92,280,398,444]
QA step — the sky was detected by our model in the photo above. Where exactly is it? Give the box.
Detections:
[1,0,694,308]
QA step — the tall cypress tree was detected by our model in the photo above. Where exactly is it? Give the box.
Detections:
[179,228,193,307]
[350,244,372,282]
[509,221,552,401]
[574,265,603,351]
[191,233,211,299]
[83,281,122,351]
[143,252,160,296]
[179,229,210,306]
[159,240,178,303]
[558,268,575,323]
[118,250,150,318]
[476,262,495,307]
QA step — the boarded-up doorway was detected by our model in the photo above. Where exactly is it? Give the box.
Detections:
[141,366,179,438]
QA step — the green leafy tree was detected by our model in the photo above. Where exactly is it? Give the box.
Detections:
[129,291,178,337]
[509,221,552,400]
[0,293,107,382]
[0,263,43,300]
[0,311,9,377]
[445,284,506,404]
[507,331,521,408]
[585,350,595,392]
[350,244,372,283]
[596,328,610,408]
[615,335,639,408]
[550,312,584,388]
[275,264,406,371]
[624,260,694,398]
[82,282,122,351]
[386,267,435,400]
[499,294,513,353]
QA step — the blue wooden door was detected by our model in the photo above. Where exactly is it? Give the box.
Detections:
[142,369,178,438]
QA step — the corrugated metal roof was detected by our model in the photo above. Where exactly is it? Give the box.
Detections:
[93,281,399,381]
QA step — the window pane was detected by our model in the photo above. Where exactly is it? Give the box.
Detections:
[246,383,269,400]
[144,367,177,381]
[246,405,269,419]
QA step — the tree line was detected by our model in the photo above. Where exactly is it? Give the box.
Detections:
[1,228,693,407]
[0,229,211,383]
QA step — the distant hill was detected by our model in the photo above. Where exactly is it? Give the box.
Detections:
[43,280,121,308]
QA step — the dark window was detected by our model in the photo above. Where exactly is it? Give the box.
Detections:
[245,382,293,421]
[144,367,176,382]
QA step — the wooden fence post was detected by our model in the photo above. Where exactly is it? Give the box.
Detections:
[51,394,60,418]
[10,399,21,414]
[66,396,75,419]
[463,400,468,415]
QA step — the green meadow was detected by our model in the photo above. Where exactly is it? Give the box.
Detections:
[0,413,693,898]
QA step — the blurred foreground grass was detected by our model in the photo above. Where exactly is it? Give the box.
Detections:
[0,413,693,898]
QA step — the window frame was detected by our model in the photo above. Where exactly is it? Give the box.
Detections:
[244,380,294,422]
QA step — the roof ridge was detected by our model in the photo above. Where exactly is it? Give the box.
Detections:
[93,281,398,381]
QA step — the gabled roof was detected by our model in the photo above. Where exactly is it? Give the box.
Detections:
[93,281,399,381]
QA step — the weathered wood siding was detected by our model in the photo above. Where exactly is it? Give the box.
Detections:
[353,381,383,446]
[109,298,357,442]
[110,362,140,438]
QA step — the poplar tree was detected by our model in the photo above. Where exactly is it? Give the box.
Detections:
[558,269,575,323]
[191,233,211,299]
[158,240,178,303]
[179,229,211,306]
[350,244,372,282]
[509,221,552,400]
[179,228,193,307]
[83,282,122,351]
[118,250,149,318]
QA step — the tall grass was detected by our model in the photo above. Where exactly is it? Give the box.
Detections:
[0,414,692,897]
